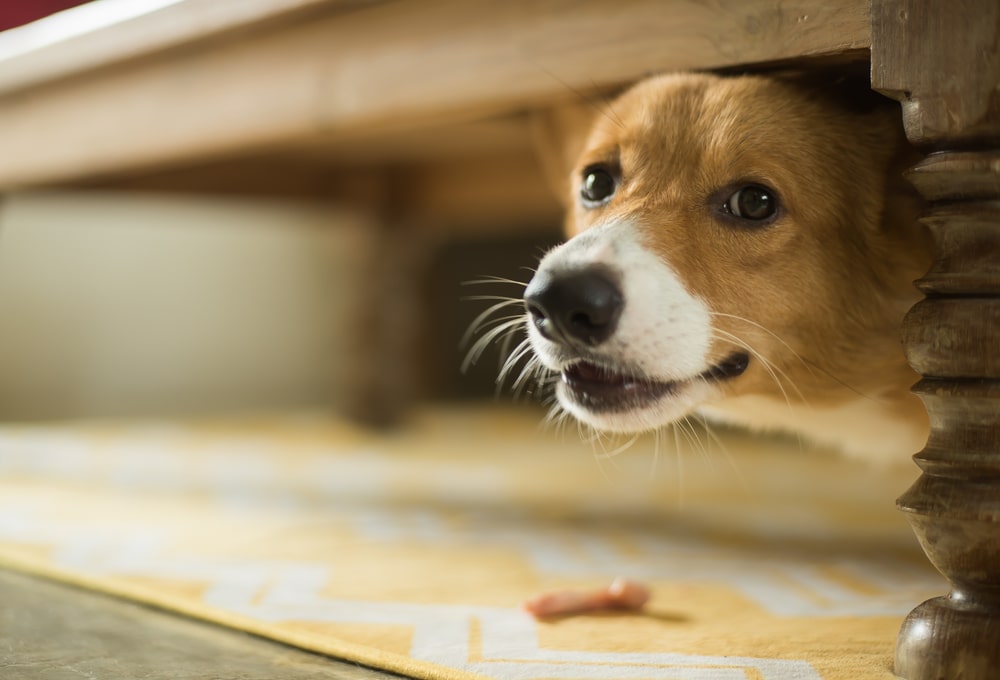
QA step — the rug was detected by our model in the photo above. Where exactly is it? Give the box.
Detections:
[0,406,944,679]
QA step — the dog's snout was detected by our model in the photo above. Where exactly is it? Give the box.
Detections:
[524,268,623,347]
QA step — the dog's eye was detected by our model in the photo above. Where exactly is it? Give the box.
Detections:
[724,185,777,221]
[580,166,616,205]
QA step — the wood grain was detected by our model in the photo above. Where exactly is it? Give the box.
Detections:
[0,0,868,188]
[872,0,1000,147]
[912,206,1000,294]
[0,0,375,93]
[906,151,1000,201]
[872,1,1000,677]
[0,567,403,680]
[903,299,1000,377]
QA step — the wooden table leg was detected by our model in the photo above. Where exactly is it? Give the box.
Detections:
[871,1,1000,677]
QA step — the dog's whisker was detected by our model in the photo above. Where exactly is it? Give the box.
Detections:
[678,416,710,463]
[462,317,528,372]
[592,432,640,460]
[530,375,558,403]
[711,331,809,454]
[711,328,807,410]
[461,276,529,289]
[506,350,540,395]
[710,312,824,394]
[461,295,523,303]
[513,370,556,406]
[544,405,573,441]
[580,421,602,445]
[670,422,687,508]
[463,314,526,360]
[496,324,530,361]
[461,300,524,348]
[461,309,522,352]
[496,323,525,375]
[587,428,626,472]
[577,421,608,471]
[530,60,625,131]
[709,313,817,385]
[460,283,527,371]
[690,412,725,462]
[511,358,544,397]
[497,337,533,383]
[709,311,881,403]
[590,78,626,130]
[692,412,752,497]
[463,320,525,367]
[650,427,661,478]
[496,350,536,395]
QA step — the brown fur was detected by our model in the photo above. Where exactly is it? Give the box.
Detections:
[533,72,932,456]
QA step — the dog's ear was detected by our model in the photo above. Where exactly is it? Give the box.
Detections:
[530,102,598,205]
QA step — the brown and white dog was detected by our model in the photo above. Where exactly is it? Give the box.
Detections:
[522,72,932,461]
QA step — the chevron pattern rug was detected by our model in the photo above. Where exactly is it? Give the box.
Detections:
[0,407,943,679]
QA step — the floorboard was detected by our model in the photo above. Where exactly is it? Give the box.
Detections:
[0,567,405,680]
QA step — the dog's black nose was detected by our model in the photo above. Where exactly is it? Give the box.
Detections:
[524,268,623,347]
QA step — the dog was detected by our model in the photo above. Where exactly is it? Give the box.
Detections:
[519,72,932,462]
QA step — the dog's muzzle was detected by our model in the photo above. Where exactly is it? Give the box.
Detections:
[523,266,623,348]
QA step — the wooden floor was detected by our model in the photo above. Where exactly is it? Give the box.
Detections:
[0,567,405,679]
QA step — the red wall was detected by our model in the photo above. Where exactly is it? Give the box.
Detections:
[0,1,93,32]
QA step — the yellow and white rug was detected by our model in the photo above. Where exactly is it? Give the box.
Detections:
[0,407,943,679]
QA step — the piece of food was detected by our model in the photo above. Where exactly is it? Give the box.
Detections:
[522,577,651,618]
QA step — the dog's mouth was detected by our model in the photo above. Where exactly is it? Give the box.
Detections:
[560,352,750,413]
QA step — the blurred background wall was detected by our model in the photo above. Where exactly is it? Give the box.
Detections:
[0,192,376,420]
[0,191,558,422]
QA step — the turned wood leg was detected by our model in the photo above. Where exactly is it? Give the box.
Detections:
[872,1,1000,677]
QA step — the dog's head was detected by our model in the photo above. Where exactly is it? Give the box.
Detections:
[522,73,930,452]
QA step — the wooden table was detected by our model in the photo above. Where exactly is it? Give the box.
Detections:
[0,1,996,677]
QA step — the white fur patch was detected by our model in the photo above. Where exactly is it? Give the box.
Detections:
[527,220,719,432]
